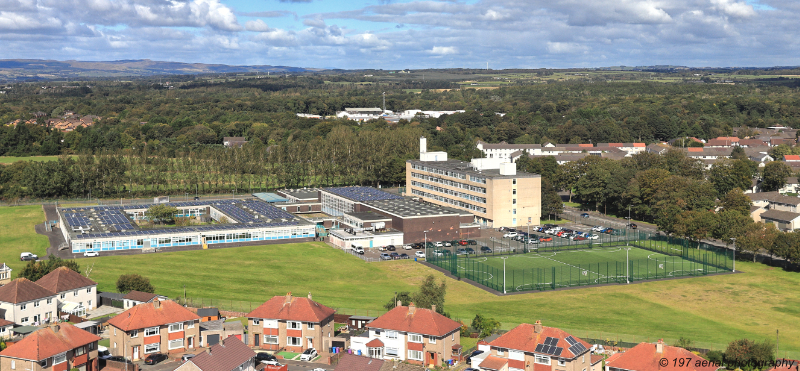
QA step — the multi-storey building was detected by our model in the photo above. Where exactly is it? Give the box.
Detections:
[407,137,541,228]
[0,278,58,325]
[246,293,335,353]
[107,299,200,360]
[0,323,101,371]
[472,321,601,371]
[36,267,98,315]
[351,303,461,367]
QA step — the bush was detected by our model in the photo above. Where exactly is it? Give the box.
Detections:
[116,274,155,294]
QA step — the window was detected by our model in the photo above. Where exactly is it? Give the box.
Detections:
[130,330,138,338]
[582,355,585,363]
[385,347,399,357]
[264,335,279,345]
[369,347,382,358]
[559,359,567,366]
[114,342,117,349]
[169,322,184,332]
[86,288,92,293]
[513,178,517,185]
[0,327,5,333]
[287,321,301,330]
[307,323,315,330]
[88,300,92,307]
[20,304,26,310]
[168,339,184,350]
[497,349,505,356]
[535,355,551,365]
[74,290,78,297]
[89,343,94,350]
[513,198,517,205]
[20,317,28,323]
[513,209,517,215]
[145,327,159,336]
[114,328,117,336]
[61,293,65,299]
[513,189,517,195]
[53,353,67,365]
[75,346,85,356]
[408,350,423,361]
[34,301,40,308]
[253,319,260,325]
[409,334,422,343]
[47,298,52,304]
[144,343,160,354]
[186,321,195,329]
[429,336,436,344]
[287,337,301,346]
[386,331,397,339]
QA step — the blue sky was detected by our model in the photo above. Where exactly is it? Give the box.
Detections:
[0,0,797,69]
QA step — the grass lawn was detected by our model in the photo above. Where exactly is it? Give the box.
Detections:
[0,156,65,164]
[277,351,298,359]
[4,206,800,358]
[460,337,479,352]
[99,339,110,347]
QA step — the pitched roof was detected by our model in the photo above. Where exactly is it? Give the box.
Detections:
[366,305,461,337]
[479,355,509,370]
[246,293,335,323]
[333,354,384,371]
[488,322,592,359]
[0,323,101,361]
[0,319,14,327]
[606,342,722,371]
[366,339,384,347]
[784,155,800,161]
[0,278,56,304]
[188,336,255,371]
[36,267,97,293]
[760,209,800,223]
[123,290,158,302]
[107,299,200,331]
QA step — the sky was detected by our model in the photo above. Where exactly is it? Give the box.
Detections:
[0,0,797,69]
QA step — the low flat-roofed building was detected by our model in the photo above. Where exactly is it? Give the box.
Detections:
[277,188,322,203]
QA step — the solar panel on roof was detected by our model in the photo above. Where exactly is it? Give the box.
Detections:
[541,345,551,354]
[553,347,563,356]
[565,336,577,346]
[535,344,544,353]
[545,337,558,346]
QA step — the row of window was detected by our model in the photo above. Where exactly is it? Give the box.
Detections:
[411,181,487,204]
[410,189,487,214]
[410,172,487,194]
[9,345,95,370]
[411,164,468,180]
[124,321,195,339]
[253,319,314,330]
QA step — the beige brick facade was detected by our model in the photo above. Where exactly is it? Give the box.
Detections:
[109,321,200,360]
[248,317,334,353]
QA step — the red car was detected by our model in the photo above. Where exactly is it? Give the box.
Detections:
[573,236,587,241]
[540,237,553,242]
[458,240,468,246]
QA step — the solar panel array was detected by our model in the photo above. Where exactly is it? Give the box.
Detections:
[72,220,302,239]
[565,336,587,356]
[535,337,563,357]
[96,210,135,231]
[324,187,403,202]
[64,213,91,227]
[241,200,296,221]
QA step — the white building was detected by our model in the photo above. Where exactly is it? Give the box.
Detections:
[0,278,58,325]
[36,266,98,316]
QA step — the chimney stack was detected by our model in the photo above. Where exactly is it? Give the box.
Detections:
[53,325,60,333]
[431,305,436,313]
[534,320,542,334]
[656,339,664,354]
[408,302,416,315]
[396,300,402,307]
[153,299,160,309]
[285,292,292,305]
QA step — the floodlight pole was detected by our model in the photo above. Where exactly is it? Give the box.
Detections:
[501,256,508,294]
[626,248,630,284]
[730,238,736,273]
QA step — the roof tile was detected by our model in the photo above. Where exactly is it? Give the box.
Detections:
[36,267,96,293]
[107,299,200,331]
[0,323,100,361]
[606,342,722,371]
[488,322,591,359]
[0,278,56,304]
[246,293,335,323]
[189,336,255,371]
[367,305,461,337]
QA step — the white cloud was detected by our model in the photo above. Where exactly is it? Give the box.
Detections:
[546,41,589,54]
[245,19,271,32]
[430,46,457,55]
[710,0,756,18]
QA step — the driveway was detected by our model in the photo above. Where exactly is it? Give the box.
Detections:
[86,306,123,319]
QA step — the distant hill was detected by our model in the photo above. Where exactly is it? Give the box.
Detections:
[0,59,324,81]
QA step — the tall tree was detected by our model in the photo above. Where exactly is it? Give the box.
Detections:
[761,161,792,192]
[412,274,447,315]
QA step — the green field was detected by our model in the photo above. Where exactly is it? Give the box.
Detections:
[0,156,67,164]
[3,206,800,357]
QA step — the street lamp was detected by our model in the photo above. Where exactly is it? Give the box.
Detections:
[730,237,736,273]
[501,256,508,294]
[626,247,631,284]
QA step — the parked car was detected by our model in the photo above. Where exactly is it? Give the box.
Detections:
[503,232,518,238]
[628,223,638,229]
[97,346,111,360]
[458,240,468,246]
[443,241,452,247]
[457,248,469,255]
[352,246,365,254]
[386,245,396,251]
[572,236,587,241]
[20,252,37,261]
[299,348,318,361]
[412,243,423,249]
[592,226,605,232]
[380,253,393,260]
[467,239,478,245]
[415,250,425,258]
[581,213,590,218]
[390,252,400,259]
[399,253,410,259]
[403,244,413,250]
[106,356,129,363]
[604,228,614,234]
[586,234,599,240]
[255,353,277,363]
[181,354,196,363]
[434,242,444,247]
[83,251,99,257]
[540,237,553,242]
[144,353,168,365]
[480,246,493,253]
[525,238,539,244]
[261,360,281,366]
[464,247,476,254]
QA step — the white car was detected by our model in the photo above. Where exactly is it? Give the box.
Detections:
[415,250,425,258]
[20,252,38,261]
[403,244,412,250]
[443,241,452,247]
[262,360,281,366]
[434,242,444,247]
[299,348,318,361]
[503,232,518,238]
[592,226,605,232]
[84,251,99,257]
[586,234,600,240]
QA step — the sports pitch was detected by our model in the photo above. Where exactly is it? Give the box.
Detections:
[442,244,731,292]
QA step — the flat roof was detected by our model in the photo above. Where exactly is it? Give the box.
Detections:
[365,198,470,219]
[252,192,289,203]
[279,188,320,200]
[323,187,403,202]
[345,212,392,222]
[407,159,540,179]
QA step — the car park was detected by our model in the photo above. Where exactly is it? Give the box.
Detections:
[480,246,493,253]
[525,238,539,244]
[628,223,638,229]
[592,226,605,232]
[434,242,444,247]
[144,353,168,365]
[467,239,478,245]
[83,251,99,257]
[380,253,393,260]
[403,244,412,250]
[586,234,599,240]
[299,348,318,361]
[503,232,518,238]
[412,243,423,249]
[386,245,396,251]
[464,247,476,254]
[581,213,590,218]
[399,253,410,259]
[20,252,37,261]
[456,248,469,255]
[443,241,452,247]
[255,353,277,363]
[604,228,614,234]
[415,250,426,258]
[572,236,587,241]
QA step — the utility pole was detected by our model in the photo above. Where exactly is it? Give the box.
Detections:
[731,238,736,273]
[626,248,630,284]
[382,92,386,112]
[501,256,508,294]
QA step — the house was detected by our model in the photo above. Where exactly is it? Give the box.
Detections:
[36,267,98,316]
[246,292,335,352]
[107,299,200,360]
[779,177,800,194]
[197,308,220,322]
[223,137,248,148]
[0,323,101,371]
[173,336,255,371]
[199,319,244,347]
[0,263,11,285]
[471,321,594,371]
[351,303,461,367]
[0,278,58,325]
[122,290,168,309]
[0,319,14,339]
[606,340,722,371]
[759,209,800,231]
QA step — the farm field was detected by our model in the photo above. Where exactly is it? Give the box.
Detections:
[2,205,799,357]
[0,156,75,164]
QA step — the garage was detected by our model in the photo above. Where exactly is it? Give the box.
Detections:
[207,334,220,346]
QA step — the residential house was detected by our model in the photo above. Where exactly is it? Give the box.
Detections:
[0,318,14,339]
[0,278,58,325]
[197,308,220,322]
[779,177,800,194]
[173,336,255,371]
[122,290,168,309]
[759,209,800,231]
[738,139,768,148]
[0,263,11,285]
[36,267,98,316]
[199,319,244,347]
[605,340,721,371]
[0,323,101,371]
[246,292,335,352]
[107,299,200,360]
[223,137,248,148]
[471,321,594,371]
[351,303,461,367]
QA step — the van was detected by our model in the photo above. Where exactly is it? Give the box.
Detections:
[352,245,365,254]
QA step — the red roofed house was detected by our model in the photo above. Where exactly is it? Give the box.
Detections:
[351,303,461,367]
[0,323,101,371]
[606,340,722,371]
[472,321,595,371]
[246,292,335,353]
[784,155,800,162]
[173,336,256,371]
[36,267,98,317]
[0,278,58,326]
[107,299,200,361]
